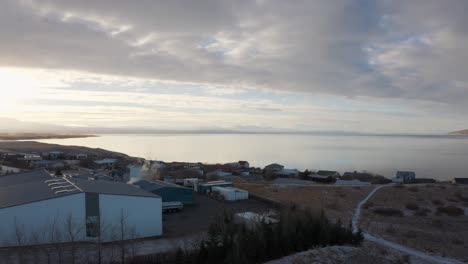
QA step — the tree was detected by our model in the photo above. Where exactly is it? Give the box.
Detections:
[64,213,84,264]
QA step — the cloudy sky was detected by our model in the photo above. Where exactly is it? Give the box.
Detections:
[0,0,467,133]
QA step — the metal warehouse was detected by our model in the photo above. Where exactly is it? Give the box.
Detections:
[0,170,162,246]
[133,180,194,205]
[197,180,233,194]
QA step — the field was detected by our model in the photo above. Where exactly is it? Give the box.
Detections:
[361,183,468,262]
[235,181,374,224]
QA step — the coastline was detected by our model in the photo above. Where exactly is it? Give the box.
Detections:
[0,133,98,141]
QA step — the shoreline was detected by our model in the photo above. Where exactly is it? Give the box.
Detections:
[0,134,98,141]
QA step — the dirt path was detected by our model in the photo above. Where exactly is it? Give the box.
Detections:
[352,184,464,264]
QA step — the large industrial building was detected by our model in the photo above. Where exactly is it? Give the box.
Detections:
[0,170,162,246]
[132,180,194,205]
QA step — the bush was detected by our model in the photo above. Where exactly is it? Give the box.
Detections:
[130,209,364,264]
[405,203,419,211]
[455,192,468,203]
[415,208,431,216]
[437,206,464,217]
[373,208,404,217]
[432,199,443,206]
[407,186,418,192]
[432,219,443,229]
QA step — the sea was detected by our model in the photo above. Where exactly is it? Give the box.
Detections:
[35,134,468,181]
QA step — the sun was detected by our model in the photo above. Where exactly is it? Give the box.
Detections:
[0,68,42,100]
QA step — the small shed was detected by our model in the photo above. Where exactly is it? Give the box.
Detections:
[133,180,194,205]
[212,187,248,201]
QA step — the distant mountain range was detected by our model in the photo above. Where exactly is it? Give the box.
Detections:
[448,129,468,135]
[1,117,466,136]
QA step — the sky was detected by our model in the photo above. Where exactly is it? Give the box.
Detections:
[0,0,467,134]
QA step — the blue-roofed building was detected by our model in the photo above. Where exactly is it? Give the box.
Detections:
[133,180,194,205]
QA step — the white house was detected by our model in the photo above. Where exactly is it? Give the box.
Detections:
[0,170,162,246]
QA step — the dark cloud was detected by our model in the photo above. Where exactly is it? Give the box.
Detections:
[0,0,467,105]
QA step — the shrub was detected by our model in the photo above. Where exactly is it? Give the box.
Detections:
[130,209,364,264]
[438,185,447,190]
[432,219,443,229]
[437,206,464,216]
[385,224,396,235]
[408,186,419,192]
[432,199,443,206]
[455,192,468,203]
[373,208,404,217]
[415,208,431,216]
[405,203,419,211]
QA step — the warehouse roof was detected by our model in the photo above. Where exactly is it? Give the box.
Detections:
[76,179,160,198]
[0,170,159,209]
[132,179,191,191]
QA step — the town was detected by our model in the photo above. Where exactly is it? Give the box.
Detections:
[1,144,467,263]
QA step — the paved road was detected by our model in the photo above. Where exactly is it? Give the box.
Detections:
[352,184,464,264]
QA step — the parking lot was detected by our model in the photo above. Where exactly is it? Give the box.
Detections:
[163,193,274,237]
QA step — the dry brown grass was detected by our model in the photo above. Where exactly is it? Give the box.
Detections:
[361,184,468,262]
[235,182,374,223]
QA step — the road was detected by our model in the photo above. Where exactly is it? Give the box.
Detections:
[352,184,464,264]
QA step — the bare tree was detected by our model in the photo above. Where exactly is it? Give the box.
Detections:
[64,213,84,264]
[119,209,129,264]
[13,217,26,264]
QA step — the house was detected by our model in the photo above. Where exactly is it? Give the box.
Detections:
[47,151,64,160]
[342,172,374,182]
[264,163,284,173]
[238,161,250,169]
[93,158,118,170]
[395,171,416,183]
[0,170,162,246]
[66,153,88,160]
[273,169,299,178]
[133,180,194,205]
[454,178,468,184]
[32,160,65,169]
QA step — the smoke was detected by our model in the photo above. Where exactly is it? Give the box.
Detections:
[127,160,162,184]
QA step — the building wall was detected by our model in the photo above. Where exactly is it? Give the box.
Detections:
[99,194,162,241]
[153,187,194,205]
[0,193,86,246]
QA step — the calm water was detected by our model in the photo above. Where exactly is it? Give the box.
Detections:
[36,134,468,181]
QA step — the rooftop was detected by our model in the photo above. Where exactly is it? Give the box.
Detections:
[0,170,159,209]
[133,179,190,191]
[316,170,339,176]
[396,171,416,177]
[94,158,118,164]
